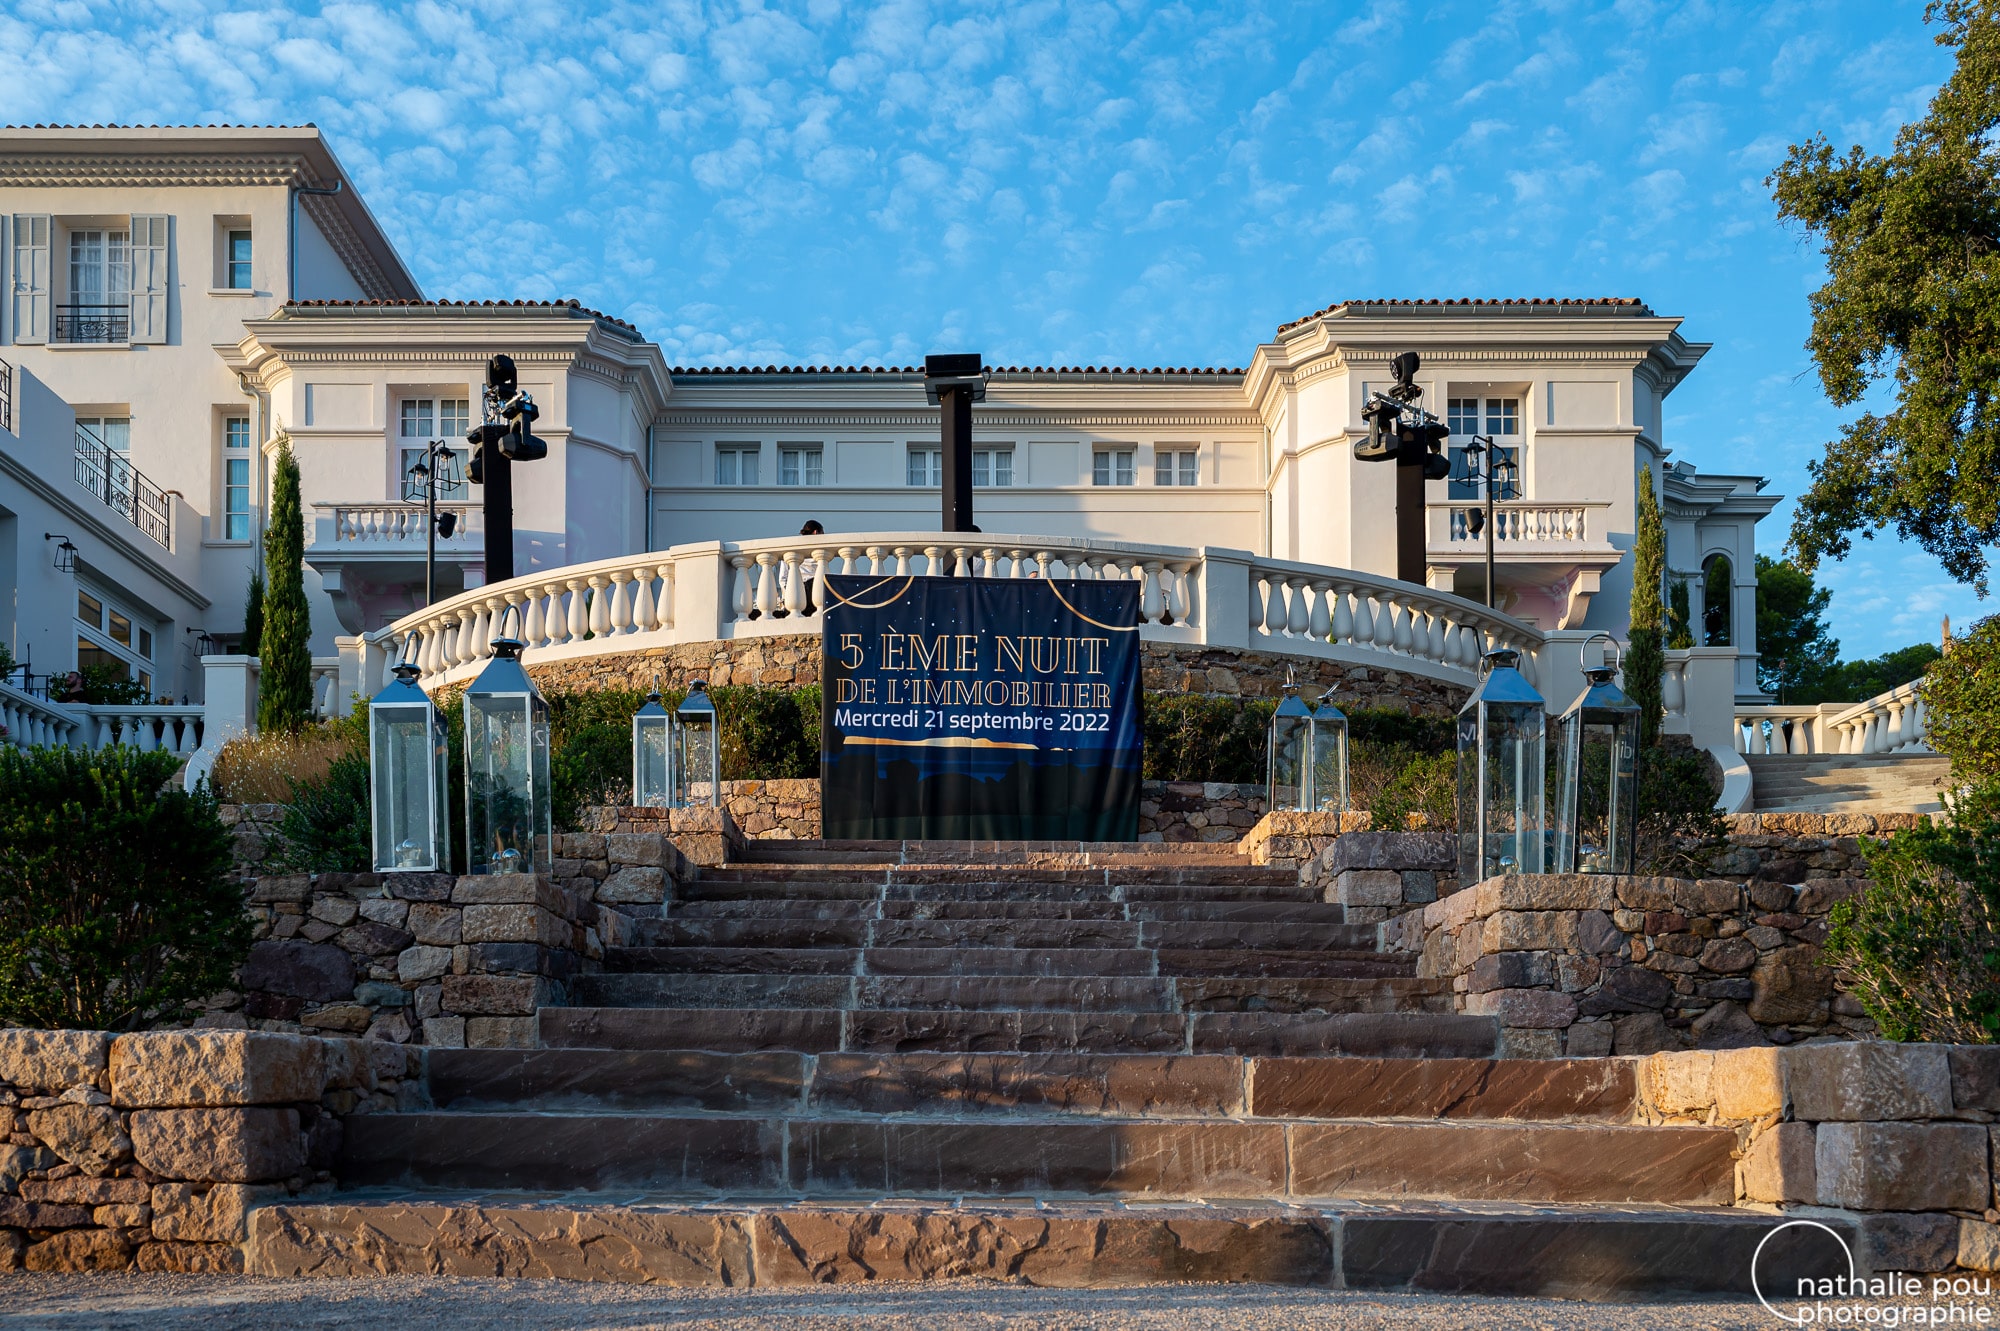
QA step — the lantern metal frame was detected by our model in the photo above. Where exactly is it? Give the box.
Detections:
[1309,696,1350,813]
[632,685,674,809]
[1555,635,1641,875]
[673,678,721,808]
[1267,675,1313,812]
[367,634,450,873]
[1456,647,1548,880]
[461,608,553,875]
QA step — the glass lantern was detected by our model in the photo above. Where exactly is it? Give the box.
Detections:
[463,616,552,875]
[632,689,673,808]
[673,679,720,808]
[1456,648,1547,881]
[1267,678,1312,812]
[1310,698,1349,813]
[1556,664,1641,874]
[367,641,449,873]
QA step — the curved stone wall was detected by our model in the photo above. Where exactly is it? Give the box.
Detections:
[521,635,1467,713]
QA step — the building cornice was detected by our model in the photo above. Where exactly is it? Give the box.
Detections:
[655,409,1262,430]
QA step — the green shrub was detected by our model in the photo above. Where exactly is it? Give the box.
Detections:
[1357,747,1456,830]
[0,746,249,1030]
[1634,743,1728,875]
[78,663,150,705]
[1826,805,2000,1043]
[1142,694,1274,784]
[1921,614,2000,787]
[268,748,374,874]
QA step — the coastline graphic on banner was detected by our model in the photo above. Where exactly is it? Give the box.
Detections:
[820,573,1142,840]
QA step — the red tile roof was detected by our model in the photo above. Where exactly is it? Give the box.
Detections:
[283,298,639,335]
[1278,297,1651,334]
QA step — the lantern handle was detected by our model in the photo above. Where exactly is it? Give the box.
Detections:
[1579,631,1622,676]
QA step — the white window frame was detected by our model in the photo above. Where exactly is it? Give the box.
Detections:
[972,447,1013,488]
[1093,448,1135,486]
[907,447,941,487]
[399,398,471,500]
[226,229,253,290]
[716,444,760,486]
[67,227,130,307]
[779,445,824,487]
[1154,449,1198,486]
[75,583,157,696]
[222,415,252,541]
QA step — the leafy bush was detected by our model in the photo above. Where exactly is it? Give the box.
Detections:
[78,663,150,705]
[267,748,374,874]
[1357,747,1456,830]
[1920,613,2000,786]
[0,746,249,1030]
[1142,694,1274,784]
[1634,743,1728,875]
[1826,804,2000,1043]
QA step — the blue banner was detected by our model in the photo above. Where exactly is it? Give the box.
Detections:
[820,573,1142,841]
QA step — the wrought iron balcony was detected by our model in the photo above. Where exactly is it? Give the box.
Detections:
[0,355,11,433]
[74,423,170,548]
[54,303,130,344]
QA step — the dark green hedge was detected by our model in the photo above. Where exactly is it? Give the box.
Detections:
[1142,694,1455,784]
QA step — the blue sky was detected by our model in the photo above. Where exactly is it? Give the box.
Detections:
[0,0,1970,658]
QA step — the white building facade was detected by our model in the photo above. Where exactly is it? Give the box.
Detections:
[0,125,1775,719]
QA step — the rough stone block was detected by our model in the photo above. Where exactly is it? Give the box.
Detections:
[406,903,462,947]
[1463,988,1576,1029]
[1949,1046,2000,1113]
[130,1108,305,1183]
[136,1241,244,1274]
[300,1005,371,1033]
[1748,945,1834,1024]
[422,1017,467,1048]
[0,1195,93,1227]
[1481,911,1580,953]
[1576,964,1675,1016]
[384,872,454,902]
[397,945,454,983]
[308,897,358,927]
[1679,880,1742,915]
[1642,1051,1713,1118]
[1577,909,1623,955]
[441,975,546,1016]
[1787,1043,1954,1122]
[1336,870,1403,908]
[1853,1211,1961,1273]
[248,875,311,904]
[1476,875,1618,914]
[0,1144,56,1190]
[359,899,411,930]
[0,1030,110,1092]
[1466,951,1555,993]
[1739,1122,1814,1203]
[110,1032,325,1109]
[1710,1046,1786,1120]
[335,920,415,956]
[1698,937,1758,974]
[466,1016,537,1048]
[1691,1001,1769,1050]
[1960,1219,2000,1273]
[606,833,667,867]
[1614,877,1678,912]
[152,1182,284,1242]
[460,904,571,948]
[26,1102,129,1174]
[1612,1012,1677,1055]
[451,874,567,911]
[1564,1022,1614,1057]
[239,940,356,1002]
[1815,1122,1988,1211]
[20,1175,149,1205]
[598,867,668,904]
[23,1228,134,1272]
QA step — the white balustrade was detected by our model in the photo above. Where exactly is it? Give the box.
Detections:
[1734,706,1826,755]
[1824,681,1932,755]
[317,502,480,546]
[1432,502,1606,545]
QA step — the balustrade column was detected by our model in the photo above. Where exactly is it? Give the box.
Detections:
[608,572,634,635]
[728,559,752,624]
[782,553,805,617]
[655,563,676,628]
[867,545,889,578]
[752,555,777,619]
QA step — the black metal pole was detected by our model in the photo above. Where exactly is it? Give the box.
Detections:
[1395,459,1425,585]
[483,442,514,584]
[424,442,438,609]
[941,383,973,533]
[1484,447,1497,610]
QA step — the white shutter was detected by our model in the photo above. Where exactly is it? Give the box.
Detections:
[10,214,48,344]
[128,214,169,344]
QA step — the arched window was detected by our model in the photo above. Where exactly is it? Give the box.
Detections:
[1702,554,1732,647]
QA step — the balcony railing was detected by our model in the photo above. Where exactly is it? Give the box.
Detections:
[54,304,130,344]
[0,355,11,433]
[311,502,483,547]
[74,423,170,548]
[1428,501,1611,547]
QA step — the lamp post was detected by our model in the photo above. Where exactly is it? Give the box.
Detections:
[402,441,461,608]
[1456,648,1547,880]
[1450,434,1520,609]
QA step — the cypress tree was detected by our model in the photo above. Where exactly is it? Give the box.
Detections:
[257,439,313,731]
[241,569,264,659]
[1627,464,1667,745]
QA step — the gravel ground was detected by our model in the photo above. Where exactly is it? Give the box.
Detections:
[0,1273,1815,1330]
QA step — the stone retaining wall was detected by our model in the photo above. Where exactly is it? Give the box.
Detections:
[1639,1042,2000,1274]
[1713,812,1932,881]
[0,1029,406,1274]
[1387,873,1876,1058]
[1299,831,1461,924]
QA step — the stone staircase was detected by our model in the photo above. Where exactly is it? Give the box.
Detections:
[1747,753,1951,814]
[250,842,1843,1298]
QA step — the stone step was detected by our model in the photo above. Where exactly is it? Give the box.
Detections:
[425,1049,1638,1122]
[338,1111,1731,1205]
[664,898,1352,924]
[635,917,1377,951]
[538,1007,1496,1058]
[566,971,1438,1015]
[675,878,1319,905]
[739,838,1268,865]
[600,945,1408,978]
[248,1196,1858,1298]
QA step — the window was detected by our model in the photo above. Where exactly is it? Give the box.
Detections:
[223,416,252,540]
[1093,449,1135,486]
[399,398,471,499]
[74,585,155,696]
[68,229,130,307]
[77,591,102,629]
[1155,449,1198,486]
[716,444,760,486]
[779,446,823,486]
[972,448,1013,488]
[226,230,252,289]
[907,448,941,487]
[1446,397,1522,501]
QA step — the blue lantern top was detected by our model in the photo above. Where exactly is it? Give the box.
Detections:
[1463,648,1545,710]
[465,627,539,699]
[1561,665,1638,721]
[678,679,717,717]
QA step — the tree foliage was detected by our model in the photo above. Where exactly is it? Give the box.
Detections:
[242,568,264,659]
[1772,1,2000,591]
[1922,612,2000,786]
[258,438,313,731]
[1756,554,1841,700]
[1626,465,1668,744]
[0,746,249,1030]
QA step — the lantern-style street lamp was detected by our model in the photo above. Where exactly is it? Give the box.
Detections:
[632,687,673,808]
[1267,676,1312,812]
[1310,696,1350,813]
[368,636,449,872]
[463,611,552,874]
[1556,641,1641,874]
[1456,648,1547,880]
[674,679,720,808]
